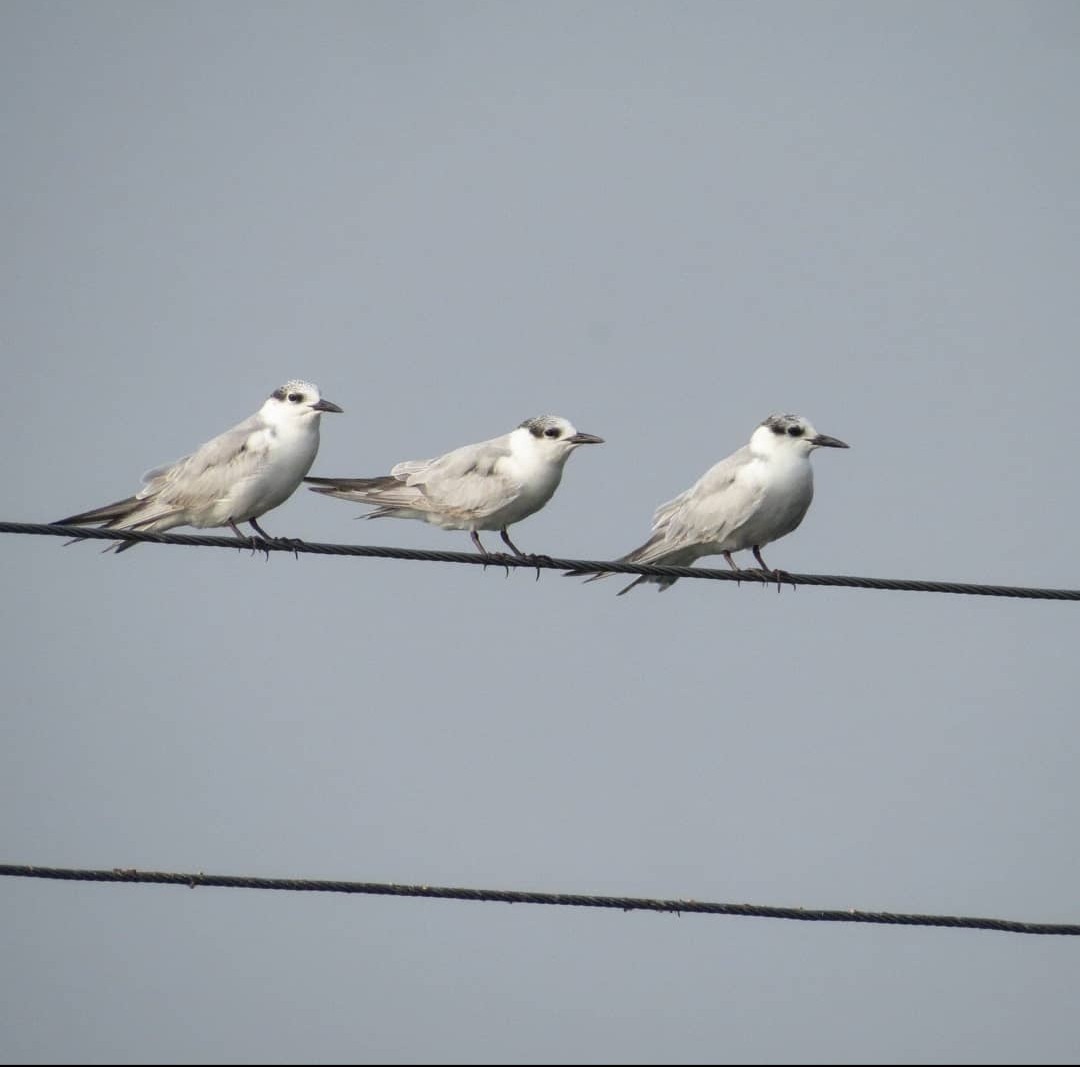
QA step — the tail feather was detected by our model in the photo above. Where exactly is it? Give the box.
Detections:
[617,575,677,595]
[307,475,429,516]
[105,511,185,552]
[56,498,185,553]
[305,475,407,506]
[573,568,675,594]
[55,495,140,527]
[571,532,683,595]
[305,475,398,493]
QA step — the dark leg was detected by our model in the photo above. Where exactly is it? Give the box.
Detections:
[503,526,553,581]
[753,545,793,593]
[250,517,304,557]
[472,530,508,575]
[722,550,744,587]
[500,527,525,557]
[229,519,264,558]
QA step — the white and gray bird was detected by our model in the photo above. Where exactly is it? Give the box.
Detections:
[305,414,604,555]
[589,413,848,594]
[57,379,343,551]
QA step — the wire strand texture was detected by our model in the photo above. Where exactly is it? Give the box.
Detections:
[1,864,1077,935]
[2,521,1079,600]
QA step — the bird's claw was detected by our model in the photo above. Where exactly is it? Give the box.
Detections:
[523,552,554,581]
[273,536,305,560]
[763,567,794,593]
[480,555,512,578]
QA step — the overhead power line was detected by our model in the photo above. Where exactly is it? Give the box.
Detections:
[4,520,1078,600]
[2,521,1077,600]
[1,864,1076,936]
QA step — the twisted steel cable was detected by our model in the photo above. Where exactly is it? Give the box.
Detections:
[1,521,1077,600]
[1,864,1077,935]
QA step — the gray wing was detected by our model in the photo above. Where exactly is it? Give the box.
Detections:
[627,446,764,563]
[136,412,271,510]
[393,433,523,519]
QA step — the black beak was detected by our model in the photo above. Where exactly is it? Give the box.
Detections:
[567,432,604,445]
[812,433,848,449]
[312,398,344,413]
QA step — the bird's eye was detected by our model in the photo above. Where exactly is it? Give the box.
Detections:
[288,393,303,403]
[544,427,561,438]
[787,426,804,437]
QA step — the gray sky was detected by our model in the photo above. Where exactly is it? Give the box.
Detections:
[3,2,1080,1063]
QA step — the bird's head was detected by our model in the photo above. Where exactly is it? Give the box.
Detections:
[515,415,604,461]
[263,380,344,424]
[752,413,849,456]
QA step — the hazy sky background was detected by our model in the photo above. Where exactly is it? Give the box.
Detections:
[3,2,1080,1063]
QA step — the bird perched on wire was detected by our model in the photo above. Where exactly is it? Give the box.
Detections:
[581,413,848,594]
[56,379,344,552]
[306,414,604,556]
